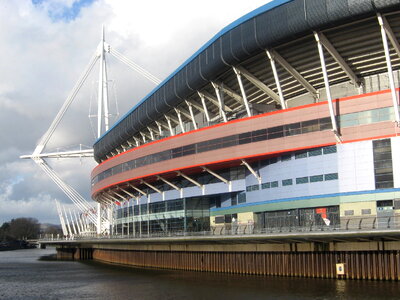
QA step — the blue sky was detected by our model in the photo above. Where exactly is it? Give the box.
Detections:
[32,0,96,22]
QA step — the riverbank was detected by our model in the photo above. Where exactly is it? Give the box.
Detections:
[0,240,36,251]
[1,249,400,299]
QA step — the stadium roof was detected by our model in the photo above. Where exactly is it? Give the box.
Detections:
[94,0,400,161]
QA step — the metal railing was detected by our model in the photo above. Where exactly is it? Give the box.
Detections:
[40,216,400,242]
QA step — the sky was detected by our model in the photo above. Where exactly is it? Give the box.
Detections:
[0,0,270,224]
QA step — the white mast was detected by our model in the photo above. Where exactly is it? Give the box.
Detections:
[21,26,161,237]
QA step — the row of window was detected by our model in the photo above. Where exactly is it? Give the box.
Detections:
[93,116,333,185]
[373,139,394,189]
[93,106,393,185]
[246,173,339,192]
[116,197,213,218]
[256,206,340,229]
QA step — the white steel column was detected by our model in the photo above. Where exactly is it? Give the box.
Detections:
[102,32,110,132]
[186,101,198,130]
[268,50,319,99]
[378,13,400,125]
[147,127,155,140]
[140,132,146,143]
[211,83,227,122]
[133,137,140,147]
[165,115,174,136]
[198,92,211,123]
[233,67,252,117]
[96,203,101,235]
[266,50,287,109]
[97,28,105,138]
[175,109,186,133]
[176,171,204,192]
[314,32,341,140]
[128,183,147,196]
[241,159,261,184]
[155,121,163,135]
[55,200,68,236]
[141,180,163,200]
[74,210,83,234]
[68,209,78,235]
[62,205,73,237]
[202,167,231,191]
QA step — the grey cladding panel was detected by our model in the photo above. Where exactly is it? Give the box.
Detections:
[137,105,150,126]
[327,0,351,23]
[374,0,400,9]
[186,58,208,89]
[255,5,292,48]
[255,11,278,47]
[231,26,251,62]
[153,92,167,114]
[241,19,262,54]
[267,5,290,43]
[164,80,176,106]
[348,0,374,15]
[286,1,309,38]
[305,0,328,28]
[221,33,237,65]
[174,69,192,98]
[199,41,227,80]
[145,98,157,122]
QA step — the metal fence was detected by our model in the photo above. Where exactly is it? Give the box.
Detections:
[40,215,400,242]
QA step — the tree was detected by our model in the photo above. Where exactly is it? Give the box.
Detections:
[8,218,40,240]
[0,222,11,241]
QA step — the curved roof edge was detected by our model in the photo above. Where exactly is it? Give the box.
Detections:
[94,0,292,144]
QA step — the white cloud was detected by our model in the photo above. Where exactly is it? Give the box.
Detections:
[0,0,270,224]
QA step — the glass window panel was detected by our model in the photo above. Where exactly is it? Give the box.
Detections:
[323,145,337,154]
[238,192,246,204]
[182,144,196,155]
[301,119,319,133]
[269,157,278,164]
[284,123,301,136]
[361,209,371,215]
[281,154,291,161]
[261,182,270,189]
[238,132,252,144]
[376,182,394,189]
[252,129,267,142]
[295,151,307,159]
[324,173,338,181]
[267,126,284,139]
[310,175,324,182]
[308,148,322,157]
[271,181,279,188]
[296,177,309,184]
[231,194,237,206]
[282,179,293,186]
[319,117,332,130]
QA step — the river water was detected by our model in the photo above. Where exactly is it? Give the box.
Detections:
[0,248,399,300]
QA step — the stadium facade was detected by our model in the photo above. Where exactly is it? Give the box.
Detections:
[91,0,400,237]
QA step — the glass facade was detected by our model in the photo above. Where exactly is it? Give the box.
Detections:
[255,206,340,230]
[115,196,216,236]
[373,139,393,189]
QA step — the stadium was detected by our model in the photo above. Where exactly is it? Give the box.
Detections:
[91,0,400,237]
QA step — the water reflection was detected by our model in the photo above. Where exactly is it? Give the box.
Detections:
[0,248,399,300]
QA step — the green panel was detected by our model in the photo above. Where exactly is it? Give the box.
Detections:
[339,191,400,203]
[211,190,400,216]
[210,196,340,216]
